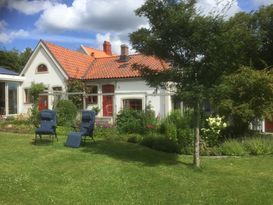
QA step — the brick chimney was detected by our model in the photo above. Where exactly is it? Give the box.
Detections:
[120,44,129,62]
[103,41,112,55]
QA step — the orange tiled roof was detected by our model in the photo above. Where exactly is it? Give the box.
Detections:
[42,40,94,78]
[81,45,114,58]
[84,54,169,80]
[42,40,168,80]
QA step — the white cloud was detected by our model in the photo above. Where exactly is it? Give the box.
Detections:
[0,0,58,15]
[0,20,7,31]
[251,0,273,6]
[35,0,146,33]
[0,29,29,44]
[196,0,241,18]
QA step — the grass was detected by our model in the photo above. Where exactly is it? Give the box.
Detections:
[0,132,273,205]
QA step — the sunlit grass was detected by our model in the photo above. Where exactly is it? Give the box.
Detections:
[0,132,272,204]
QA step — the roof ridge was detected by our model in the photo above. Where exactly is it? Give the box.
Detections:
[81,45,104,52]
[42,40,93,59]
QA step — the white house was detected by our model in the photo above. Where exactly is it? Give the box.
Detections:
[19,40,173,122]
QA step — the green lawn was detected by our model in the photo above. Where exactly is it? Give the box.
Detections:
[0,132,273,205]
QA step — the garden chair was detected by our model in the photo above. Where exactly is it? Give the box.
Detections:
[35,109,58,144]
[65,110,96,148]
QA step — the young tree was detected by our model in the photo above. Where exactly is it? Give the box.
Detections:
[130,0,253,167]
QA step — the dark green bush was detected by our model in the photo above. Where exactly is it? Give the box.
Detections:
[116,106,157,134]
[116,109,144,134]
[159,110,194,154]
[140,133,180,153]
[177,128,194,154]
[55,100,77,126]
[127,134,143,144]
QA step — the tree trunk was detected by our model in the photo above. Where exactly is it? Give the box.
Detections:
[193,101,201,168]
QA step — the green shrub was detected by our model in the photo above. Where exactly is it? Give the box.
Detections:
[140,133,180,153]
[116,109,144,134]
[94,127,125,141]
[221,140,247,156]
[177,128,194,154]
[159,110,194,154]
[55,100,78,126]
[243,137,273,155]
[127,134,143,144]
[163,121,177,141]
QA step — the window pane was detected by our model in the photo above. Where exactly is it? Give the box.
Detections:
[86,85,98,104]
[123,99,142,110]
[37,64,48,72]
[8,82,18,114]
[24,89,33,103]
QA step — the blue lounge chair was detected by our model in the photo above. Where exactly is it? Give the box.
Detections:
[66,110,96,148]
[35,109,58,144]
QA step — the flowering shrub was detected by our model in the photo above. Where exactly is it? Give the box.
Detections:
[201,115,227,147]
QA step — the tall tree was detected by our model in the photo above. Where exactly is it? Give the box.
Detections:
[0,48,32,73]
[130,0,252,167]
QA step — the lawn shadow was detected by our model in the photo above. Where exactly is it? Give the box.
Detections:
[81,139,192,167]
[30,138,55,146]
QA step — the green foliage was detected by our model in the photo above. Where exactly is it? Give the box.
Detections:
[67,79,84,109]
[91,106,100,115]
[140,133,180,154]
[127,134,143,144]
[0,47,32,73]
[116,106,157,134]
[244,137,273,155]
[221,140,247,156]
[116,109,144,134]
[160,110,194,154]
[214,67,273,136]
[28,82,45,127]
[55,100,77,126]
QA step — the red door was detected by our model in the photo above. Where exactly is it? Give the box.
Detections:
[102,85,114,116]
[38,95,48,111]
[265,118,273,132]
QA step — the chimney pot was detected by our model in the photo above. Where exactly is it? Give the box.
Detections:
[103,41,112,55]
[120,44,129,62]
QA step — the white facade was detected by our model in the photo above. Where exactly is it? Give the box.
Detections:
[85,79,172,119]
[20,42,67,114]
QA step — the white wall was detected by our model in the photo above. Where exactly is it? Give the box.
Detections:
[86,79,171,119]
[21,46,66,113]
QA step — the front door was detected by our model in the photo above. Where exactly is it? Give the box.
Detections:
[102,85,114,116]
[265,118,273,132]
[38,95,48,111]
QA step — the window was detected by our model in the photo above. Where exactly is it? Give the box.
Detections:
[24,88,33,104]
[8,82,18,114]
[85,85,98,104]
[123,99,142,110]
[37,64,48,72]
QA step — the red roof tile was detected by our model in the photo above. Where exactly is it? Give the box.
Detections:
[42,40,94,78]
[81,45,115,58]
[41,40,168,80]
[84,54,169,80]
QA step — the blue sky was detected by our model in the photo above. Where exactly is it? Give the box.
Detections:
[0,0,272,54]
